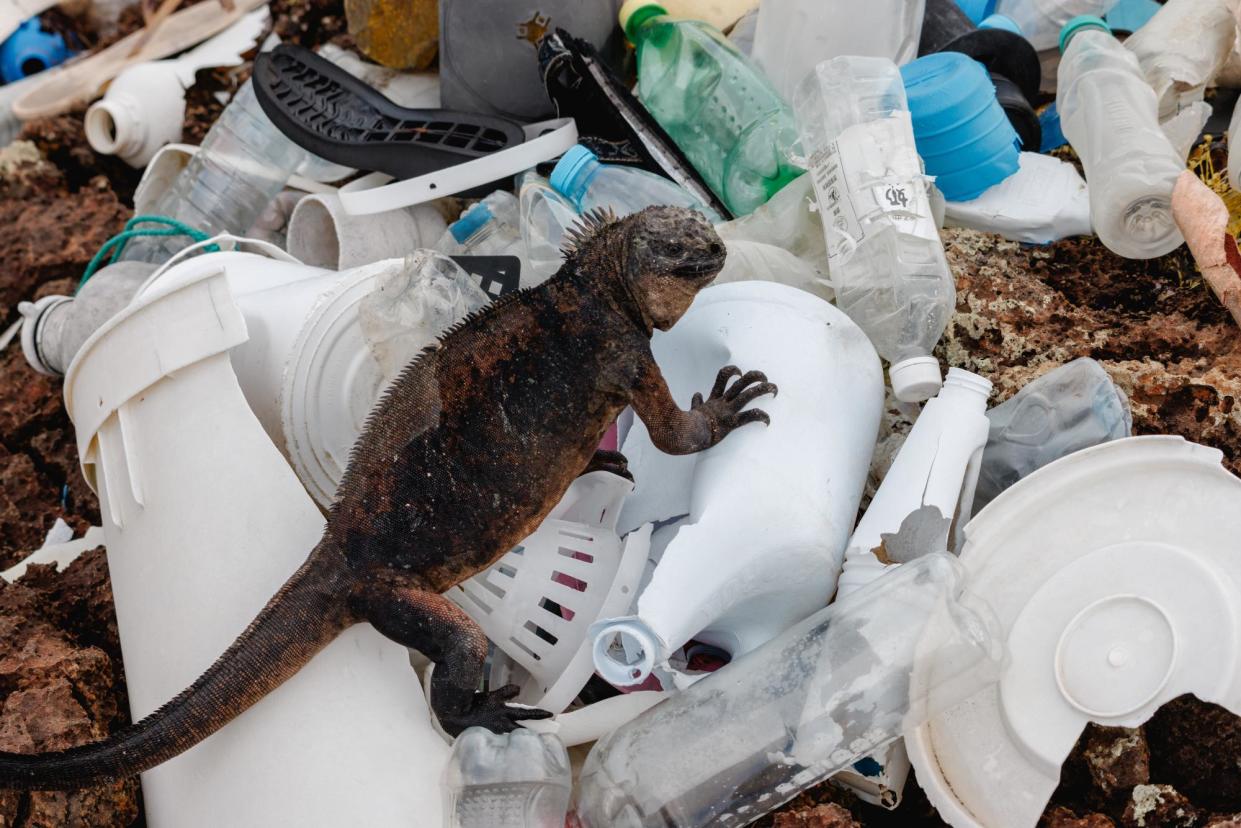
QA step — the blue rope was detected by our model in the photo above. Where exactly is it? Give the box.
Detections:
[79,216,217,290]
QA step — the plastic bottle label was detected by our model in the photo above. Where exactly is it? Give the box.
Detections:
[810,116,937,266]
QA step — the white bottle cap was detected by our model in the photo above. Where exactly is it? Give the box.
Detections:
[890,355,943,402]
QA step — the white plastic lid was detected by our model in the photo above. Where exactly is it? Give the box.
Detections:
[18,295,70,377]
[907,436,1241,828]
[890,355,943,402]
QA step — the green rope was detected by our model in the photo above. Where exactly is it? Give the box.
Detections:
[79,216,217,290]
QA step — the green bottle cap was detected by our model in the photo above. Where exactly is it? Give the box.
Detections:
[619,0,669,42]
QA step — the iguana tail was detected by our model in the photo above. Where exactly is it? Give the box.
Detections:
[0,540,355,790]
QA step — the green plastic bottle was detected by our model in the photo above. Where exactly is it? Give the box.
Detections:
[619,0,804,216]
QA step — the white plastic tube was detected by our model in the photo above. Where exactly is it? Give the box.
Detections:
[286,192,447,270]
[64,266,448,827]
[838,368,992,597]
[596,281,884,687]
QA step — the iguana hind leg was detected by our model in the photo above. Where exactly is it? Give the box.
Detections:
[355,582,551,736]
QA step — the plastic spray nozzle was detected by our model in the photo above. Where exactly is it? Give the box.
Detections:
[0,18,72,84]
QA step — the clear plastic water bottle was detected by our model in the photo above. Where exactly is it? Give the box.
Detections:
[618,0,804,216]
[548,145,722,222]
[576,554,1003,828]
[793,55,955,403]
[444,727,572,828]
[518,171,580,283]
[437,191,541,286]
[1057,16,1185,260]
[123,80,308,263]
[995,0,1119,51]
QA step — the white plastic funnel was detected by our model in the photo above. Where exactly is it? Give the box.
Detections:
[447,471,650,714]
[907,436,1241,828]
[599,281,884,686]
[64,266,448,827]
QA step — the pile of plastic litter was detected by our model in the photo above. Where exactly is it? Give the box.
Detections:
[1,0,1241,826]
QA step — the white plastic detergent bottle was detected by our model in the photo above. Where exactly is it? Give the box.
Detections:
[794,55,955,403]
[1057,16,1185,259]
[548,145,722,223]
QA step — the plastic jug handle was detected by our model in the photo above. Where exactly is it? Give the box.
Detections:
[337,119,579,216]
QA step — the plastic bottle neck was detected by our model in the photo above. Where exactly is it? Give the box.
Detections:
[84,97,144,162]
[550,152,601,208]
[623,4,668,42]
[940,368,993,408]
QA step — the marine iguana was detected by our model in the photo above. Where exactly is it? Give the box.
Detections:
[0,205,777,790]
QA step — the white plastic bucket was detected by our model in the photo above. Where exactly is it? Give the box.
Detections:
[64,266,448,827]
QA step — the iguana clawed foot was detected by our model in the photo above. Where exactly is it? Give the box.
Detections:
[582,449,633,481]
[691,365,777,446]
[439,685,553,736]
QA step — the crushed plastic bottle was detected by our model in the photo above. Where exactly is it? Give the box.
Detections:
[444,727,572,828]
[751,0,925,102]
[793,55,955,403]
[549,144,723,223]
[518,171,580,284]
[1056,16,1184,260]
[1121,0,1236,122]
[974,357,1131,512]
[994,0,1120,51]
[619,0,803,216]
[436,191,540,288]
[576,553,1003,828]
[121,79,308,263]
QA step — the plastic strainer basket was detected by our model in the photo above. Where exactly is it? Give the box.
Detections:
[447,471,650,713]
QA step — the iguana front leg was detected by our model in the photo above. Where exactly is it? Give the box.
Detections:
[354,583,551,735]
[631,354,777,455]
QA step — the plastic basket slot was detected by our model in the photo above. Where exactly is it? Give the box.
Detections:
[506,634,542,663]
[556,545,594,564]
[478,576,507,600]
[538,596,575,623]
[558,528,595,543]
[496,563,518,580]
[512,624,556,659]
[522,619,559,647]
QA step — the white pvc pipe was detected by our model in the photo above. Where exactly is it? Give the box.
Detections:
[287,192,447,270]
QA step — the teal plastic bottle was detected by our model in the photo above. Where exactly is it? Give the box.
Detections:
[619,0,804,216]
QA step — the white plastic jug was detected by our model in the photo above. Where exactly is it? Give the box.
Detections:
[594,281,884,687]
[64,265,448,827]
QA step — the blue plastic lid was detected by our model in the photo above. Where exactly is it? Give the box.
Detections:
[902,52,1020,201]
[978,13,1022,36]
[0,18,73,84]
[1059,15,1110,53]
[449,202,493,243]
[1106,0,1161,33]
[549,144,599,204]
[953,0,997,25]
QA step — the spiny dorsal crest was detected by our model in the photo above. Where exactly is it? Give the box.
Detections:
[560,206,620,260]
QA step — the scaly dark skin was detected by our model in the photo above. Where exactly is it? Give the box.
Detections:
[0,205,776,790]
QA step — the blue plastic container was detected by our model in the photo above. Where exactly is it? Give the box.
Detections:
[1038,102,1068,152]
[0,18,72,84]
[953,0,997,25]
[901,51,1021,201]
[977,13,1022,35]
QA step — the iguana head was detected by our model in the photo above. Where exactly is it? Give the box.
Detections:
[622,206,727,330]
[563,205,727,331]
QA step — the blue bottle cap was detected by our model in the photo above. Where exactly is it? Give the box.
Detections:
[449,202,493,244]
[0,18,73,84]
[1038,102,1068,152]
[978,13,1022,36]
[549,144,599,204]
[1059,15,1110,54]
[953,0,997,25]
[901,52,1020,201]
